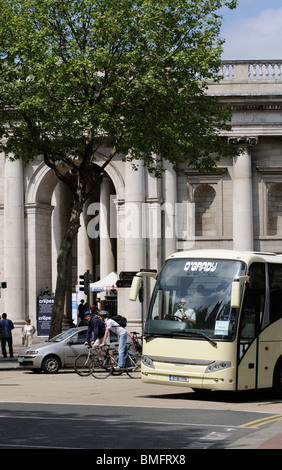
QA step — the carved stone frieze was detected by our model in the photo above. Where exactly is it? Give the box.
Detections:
[228,136,258,147]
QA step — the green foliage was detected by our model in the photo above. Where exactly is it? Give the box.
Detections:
[0,0,239,335]
[0,0,238,177]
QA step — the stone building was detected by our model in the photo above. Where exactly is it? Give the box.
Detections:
[1,60,282,341]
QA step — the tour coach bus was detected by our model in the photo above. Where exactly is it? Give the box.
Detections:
[130,250,282,393]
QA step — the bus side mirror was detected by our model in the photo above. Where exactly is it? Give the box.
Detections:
[231,280,241,308]
[129,276,142,301]
[129,271,158,301]
[230,275,250,308]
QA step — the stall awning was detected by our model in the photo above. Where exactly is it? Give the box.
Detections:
[89,272,117,292]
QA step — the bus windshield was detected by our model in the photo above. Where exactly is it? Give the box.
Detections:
[145,258,246,341]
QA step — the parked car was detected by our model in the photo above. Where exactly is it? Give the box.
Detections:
[18,326,136,373]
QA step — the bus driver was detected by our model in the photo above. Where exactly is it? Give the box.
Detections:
[174,298,196,325]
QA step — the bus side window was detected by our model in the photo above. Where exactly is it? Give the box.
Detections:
[239,263,266,358]
[240,290,262,337]
[248,262,266,329]
[268,263,282,323]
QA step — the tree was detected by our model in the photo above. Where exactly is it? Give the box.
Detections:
[0,0,238,337]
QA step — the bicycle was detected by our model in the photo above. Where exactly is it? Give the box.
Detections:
[107,344,140,378]
[75,344,140,379]
[74,344,118,379]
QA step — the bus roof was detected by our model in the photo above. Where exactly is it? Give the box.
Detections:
[167,249,282,265]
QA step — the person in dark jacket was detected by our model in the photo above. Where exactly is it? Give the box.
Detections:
[78,299,87,324]
[0,313,14,358]
[84,311,106,347]
[84,311,108,362]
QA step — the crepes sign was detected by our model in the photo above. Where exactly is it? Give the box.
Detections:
[38,296,54,336]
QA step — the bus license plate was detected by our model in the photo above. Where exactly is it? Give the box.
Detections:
[169,375,189,383]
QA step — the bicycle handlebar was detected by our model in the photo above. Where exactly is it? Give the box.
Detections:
[84,343,100,350]
[84,343,118,353]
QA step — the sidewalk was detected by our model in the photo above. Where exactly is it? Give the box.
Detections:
[0,344,22,369]
[0,356,19,369]
[0,337,45,370]
[228,418,282,449]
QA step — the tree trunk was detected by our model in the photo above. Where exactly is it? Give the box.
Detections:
[49,195,83,338]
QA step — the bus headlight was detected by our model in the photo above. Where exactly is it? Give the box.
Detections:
[205,361,231,373]
[142,355,155,369]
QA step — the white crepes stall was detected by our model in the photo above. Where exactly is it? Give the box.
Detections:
[89,272,118,292]
[90,272,117,314]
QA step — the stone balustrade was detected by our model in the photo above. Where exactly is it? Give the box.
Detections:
[217,60,282,83]
[207,60,282,94]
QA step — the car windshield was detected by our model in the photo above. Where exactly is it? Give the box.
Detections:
[48,329,80,342]
[145,258,246,341]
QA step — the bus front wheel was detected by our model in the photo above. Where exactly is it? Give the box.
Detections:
[273,359,282,396]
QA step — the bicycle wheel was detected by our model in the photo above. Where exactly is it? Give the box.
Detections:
[74,354,94,376]
[124,354,141,378]
[91,353,112,379]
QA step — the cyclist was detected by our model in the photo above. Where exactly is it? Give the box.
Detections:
[99,311,128,371]
[84,311,107,351]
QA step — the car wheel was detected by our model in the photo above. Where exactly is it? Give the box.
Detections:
[42,355,61,374]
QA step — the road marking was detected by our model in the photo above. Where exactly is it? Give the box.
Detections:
[185,429,235,448]
[239,414,282,429]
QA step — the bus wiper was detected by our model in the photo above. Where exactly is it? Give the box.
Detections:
[183,331,217,347]
[144,331,217,346]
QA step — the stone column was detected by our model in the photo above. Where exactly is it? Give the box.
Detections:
[25,202,54,330]
[100,176,115,278]
[77,201,93,306]
[124,161,146,270]
[117,161,145,329]
[51,181,76,326]
[3,156,25,341]
[230,137,258,251]
[163,161,177,259]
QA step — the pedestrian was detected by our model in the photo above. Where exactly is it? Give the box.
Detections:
[78,299,86,325]
[99,311,128,370]
[0,313,14,358]
[79,308,89,326]
[22,318,36,347]
[91,302,99,315]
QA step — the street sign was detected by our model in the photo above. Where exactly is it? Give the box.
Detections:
[118,271,138,288]
[119,271,138,280]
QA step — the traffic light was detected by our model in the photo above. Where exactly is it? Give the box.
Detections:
[79,272,87,294]
[79,270,93,296]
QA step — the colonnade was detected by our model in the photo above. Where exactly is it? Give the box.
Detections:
[1,141,256,339]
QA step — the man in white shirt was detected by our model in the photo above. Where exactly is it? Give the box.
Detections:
[99,311,128,370]
[174,299,196,325]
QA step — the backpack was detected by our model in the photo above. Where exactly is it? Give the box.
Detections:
[112,315,127,328]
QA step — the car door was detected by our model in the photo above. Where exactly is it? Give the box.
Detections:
[64,330,88,366]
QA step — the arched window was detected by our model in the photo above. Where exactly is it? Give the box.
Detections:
[194,184,217,236]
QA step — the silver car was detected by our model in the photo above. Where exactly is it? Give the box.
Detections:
[18,326,136,373]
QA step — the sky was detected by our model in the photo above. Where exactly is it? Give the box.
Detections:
[220,0,282,60]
